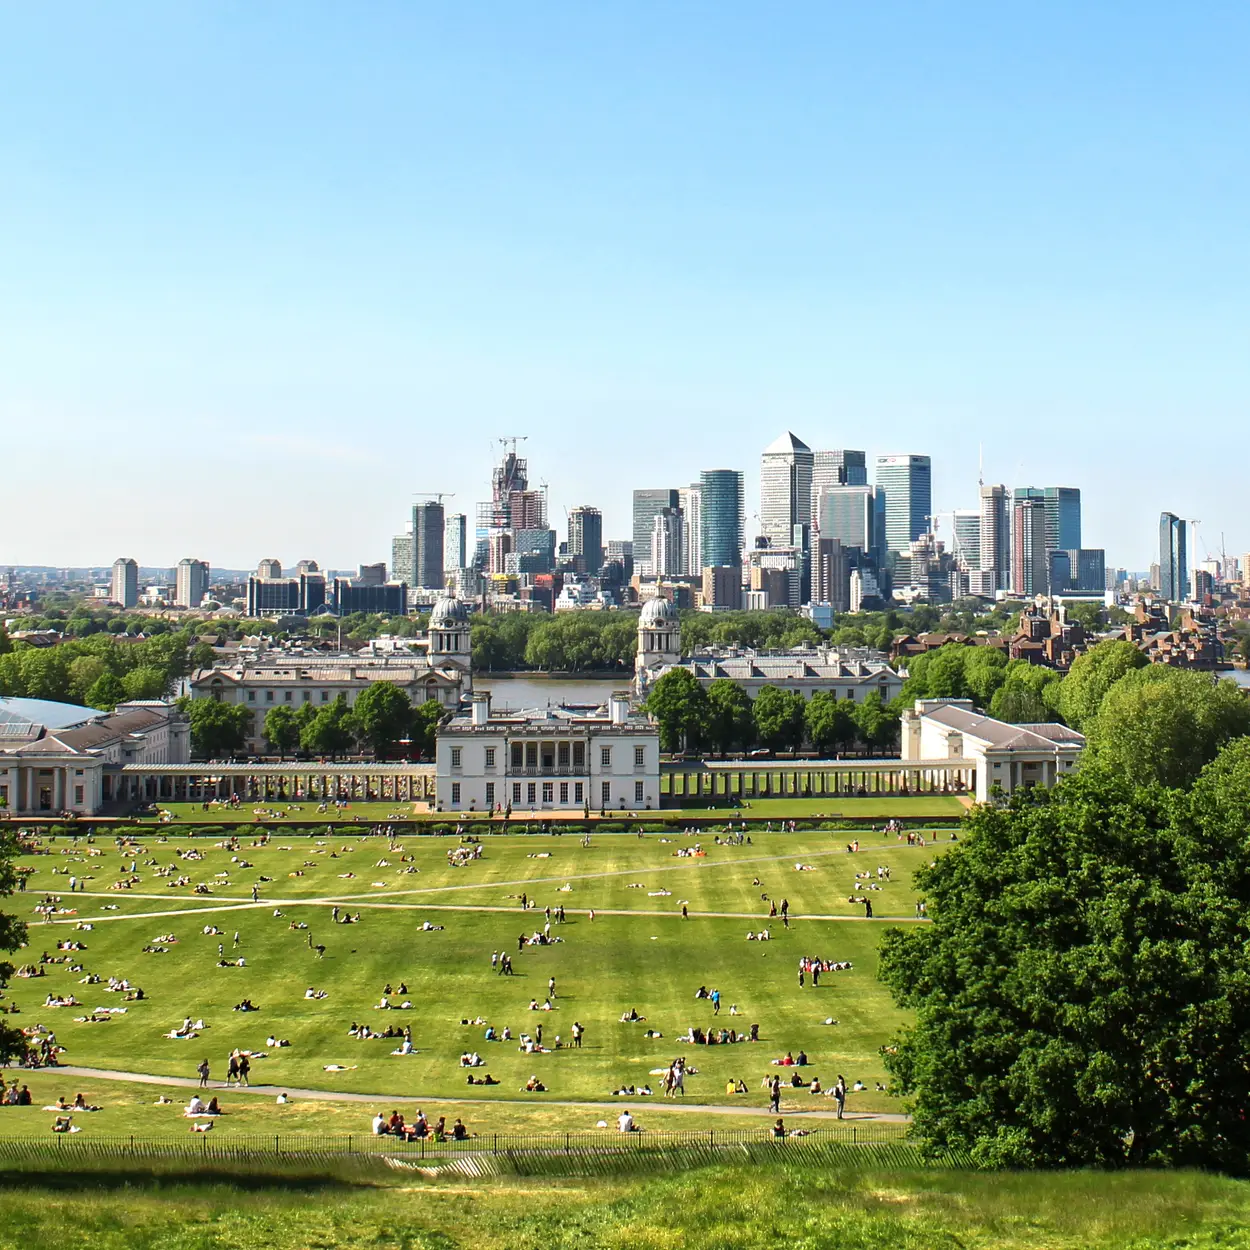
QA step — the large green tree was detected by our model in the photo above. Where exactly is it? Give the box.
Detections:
[179,698,251,758]
[263,705,301,760]
[705,679,755,755]
[351,682,413,756]
[300,695,356,760]
[644,668,709,752]
[751,686,807,752]
[1083,667,1250,789]
[1056,640,1147,731]
[804,690,856,757]
[410,699,444,758]
[0,837,28,1063]
[879,754,1250,1173]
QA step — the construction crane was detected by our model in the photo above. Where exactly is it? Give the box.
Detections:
[497,435,528,456]
[412,493,455,504]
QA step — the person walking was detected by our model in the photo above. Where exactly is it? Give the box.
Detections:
[681,904,688,920]
[233,931,241,948]
[768,1075,781,1114]
[197,1059,210,1088]
[572,1021,583,1048]
[251,885,259,902]
[238,1054,251,1087]
[833,1074,846,1119]
[864,899,873,920]
[548,977,556,1000]
[711,989,721,1016]
[226,1053,240,1086]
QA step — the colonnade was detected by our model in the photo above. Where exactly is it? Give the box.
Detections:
[661,761,974,800]
[105,766,435,807]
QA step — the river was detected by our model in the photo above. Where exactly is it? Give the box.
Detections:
[476,674,627,711]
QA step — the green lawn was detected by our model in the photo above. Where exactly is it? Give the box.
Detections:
[0,1161,1247,1248]
[9,830,954,1135]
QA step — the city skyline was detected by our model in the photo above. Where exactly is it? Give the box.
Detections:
[4,6,1248,569]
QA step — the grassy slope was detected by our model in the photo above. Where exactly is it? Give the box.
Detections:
[10,831,953,1132]
[0,1164,1248,1249]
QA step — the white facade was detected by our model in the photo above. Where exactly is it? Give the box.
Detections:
[111,558,138,608]
[900,698,1084,803]
[175,559,210,609]
[436,692,660,813]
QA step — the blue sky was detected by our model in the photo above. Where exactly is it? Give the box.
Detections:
[3,2,1247,570]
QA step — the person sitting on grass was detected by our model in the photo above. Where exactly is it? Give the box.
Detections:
[452,1118,468,1141]
[52,1115,74,1134]
[524,1075,546,1092]
[371,1111,387,1136]
[185,1095,207,1116]
[617,1109,638,1133]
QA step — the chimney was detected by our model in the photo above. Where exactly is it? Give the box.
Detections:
[609,692,630,726]
[471,692,491,727]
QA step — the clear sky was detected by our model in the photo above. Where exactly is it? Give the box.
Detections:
[3,2,1247,571]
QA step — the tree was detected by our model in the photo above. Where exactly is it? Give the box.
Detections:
[300,695,356,760]
[410,699,443,758]
[879,757,1250,1173]
[68,655,108,704]
[853,691,898,753]
[85,673,127,713]
[351,682,412,756]
[962,648,1009,706]
[263,705,300,760]
[179,698,250,758]
[644,669,709,753]
[1056,640,1147,731]
[804,691,856,757]
[0,836,28,1063]
[189,642,217,670]
[1084,667,1250,790]
[122,665,169,701]
[751,686,807,752]
[705,680,755,755]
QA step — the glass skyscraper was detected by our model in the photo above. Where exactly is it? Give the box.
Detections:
[875,455,932,554]
[699,469,745,568]
[1159,512,1188,601]
[760,433,814,549]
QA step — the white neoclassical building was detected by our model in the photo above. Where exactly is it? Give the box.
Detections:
[435,691,660,815]
[0,698,190,816]
[632,596,903,704]
[190,594,473,754]
[900,698,1085,803]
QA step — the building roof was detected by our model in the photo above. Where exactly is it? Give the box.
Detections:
[921,703,1085,752]
[640,597,680,627]
[0,697,101,731]
[763,431,811,455]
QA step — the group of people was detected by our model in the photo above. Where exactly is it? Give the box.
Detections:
[371,1109,469,1141]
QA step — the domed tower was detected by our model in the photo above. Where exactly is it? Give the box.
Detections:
[635,596,682,693]
[429,595,472,690]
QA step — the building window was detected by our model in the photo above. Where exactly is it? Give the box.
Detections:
[574,782,584,804]
[450,747,462,769]
[485,748,495,769]
[558,742,570,767]
[634,746,645,767]
[303,691,311,702]
[485,782,495,807]
[321,691,330,702]
[285,691,293,702]
[247,691,256,702]
[512,783,522,803]
[542,782,553,804]
[601,781,611,807]
[573,742,585,767]
[451,782,460,805]
[74,786,84,806]
[511,743,524,768]
[635,781,644,804]
[266,691,274,703]
[559,782,569,804]
[600,746,612,768]
[527,783,536,806]
[525,742,538,768]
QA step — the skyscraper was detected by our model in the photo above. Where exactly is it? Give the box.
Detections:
[875,455,932,555]
[760,432,814,549]
[811,449,867,538]
[174,558,210,609]
[1159,512,1188,601]
[391,532,413,585]
[699,469,745,569]
[110,558,138,609]
[567,506,604,575]
[951,511,980,571]
[412,501,445,589]
[444,513,467,572]
[975,484,1009,594]
[677,485,702,577]
[1011,498,1048,595]
[817,486,879,556]
[632,489,679,577]
[1044,487,1081,552]
[650,507,684,577]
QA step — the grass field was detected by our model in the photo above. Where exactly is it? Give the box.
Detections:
[0,1160,1247,1248]
[4,826,955,1135]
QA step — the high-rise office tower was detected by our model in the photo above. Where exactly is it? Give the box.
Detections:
[174,558,210,609]
[975,484,1010,594]
[1044,487,1081,552]
[567,506,604,575]
[760,432,814,549]
[110,558,138,609]
[951,511,980,571]
[677,485,702,577]
[391,532,413,586]
[1159,512,1188,601]
[632,489,679,577]
[817,486,879,557]
[444,513,467,572]
[257,558,283,579]
[699,469,745,569]
[811,449,867,537]
[650,507,684,577]
[412,501,445,589]
[1011,498,1048,595]
[875,455,932,555]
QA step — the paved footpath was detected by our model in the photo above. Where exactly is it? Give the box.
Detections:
[53,1064,910,1123]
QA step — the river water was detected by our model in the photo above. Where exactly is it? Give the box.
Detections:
[476,674,627,711]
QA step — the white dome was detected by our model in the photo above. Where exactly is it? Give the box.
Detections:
[430,596,468,627]
[639,597,679,627]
